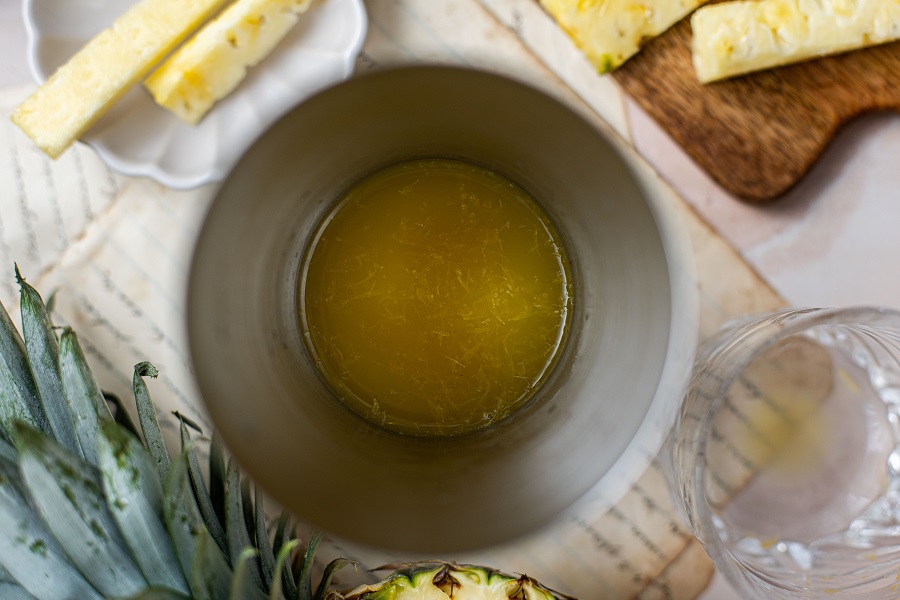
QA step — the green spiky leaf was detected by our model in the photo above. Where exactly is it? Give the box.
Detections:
[123,589,191,600]
[241,476,256,544]
[98,422,189,595]
[0,437,16,467]
[272,515,291,561]
[0,468,102,600]
[315,558,353,600]
[164,448,239,600]
[16,268,80,457]
[0,295,47,442]
[229,548,267,600]
[164,450,213,589]
[178,418,228,558]
[226,459,262,589]
[269,539,299,600]
[297,532,323,600]
[134,362,170,483]
[59,328,112,466]
[0,581,37,600]
[15,424,145,597]
[209,429,227,526]
[104,391,140,437]
[190,532,233,600]
[255,485,277,593]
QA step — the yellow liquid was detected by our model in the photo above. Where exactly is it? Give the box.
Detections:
[300,159,573,436]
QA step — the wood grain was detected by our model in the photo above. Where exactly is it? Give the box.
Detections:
[612,15,900,203]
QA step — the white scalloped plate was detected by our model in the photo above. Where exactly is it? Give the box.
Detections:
[23,0,367,188]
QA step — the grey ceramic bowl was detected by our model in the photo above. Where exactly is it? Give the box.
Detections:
[187,65,697,554]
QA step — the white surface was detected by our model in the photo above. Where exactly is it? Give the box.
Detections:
[627,101,900,313]
[23,0,366,188]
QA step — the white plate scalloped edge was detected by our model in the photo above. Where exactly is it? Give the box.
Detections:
[23,0,367,189]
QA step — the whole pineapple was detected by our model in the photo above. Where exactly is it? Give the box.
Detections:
[0,269,575,600]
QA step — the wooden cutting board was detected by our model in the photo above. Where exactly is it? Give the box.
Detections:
[612,15,900,203]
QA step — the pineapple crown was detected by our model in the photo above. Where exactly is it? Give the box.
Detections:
[0,268,349,600]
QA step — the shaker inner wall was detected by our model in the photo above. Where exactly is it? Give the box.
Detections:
[298,157,575,437]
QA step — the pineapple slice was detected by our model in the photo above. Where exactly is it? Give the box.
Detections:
[144,0,314,125]
[540,0,711,73]
[692,0,900,83]
[11,0,231,159]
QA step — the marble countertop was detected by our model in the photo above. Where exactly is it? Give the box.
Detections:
[3,1,898,597]
[629,95,900,312]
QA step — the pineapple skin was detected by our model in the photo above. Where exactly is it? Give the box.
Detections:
[539,0,710,74]
[10,0,230,158]
[339,563,574,600]
[692,0,900,83]
[144,0,314,125]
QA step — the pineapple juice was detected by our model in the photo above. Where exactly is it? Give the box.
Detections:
[299,158,573,436]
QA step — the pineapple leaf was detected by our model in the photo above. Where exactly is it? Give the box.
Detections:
[16,268,81,457]
[104,391,141,437]
[15,424,145,597]
[226,458,262,588]
[297,531,323,600]
[241,475,256,543]
[269,539,299,600]
[0,466,102,600]
[43,291,57,317]
[98,422,189,595]
[0,437,16,467]
[272,514,291,558]
[229,548,268,600]
[178,418,228,558]
[164,449,210,587]
[0,295,48,441]
[209,428,227,526]
[59,328,113,466]
[133,362,171,483]
[164,448,233,598]
[190,530,233,600]
[0,581,37,600]
[255,485,277,592]
[174,410,203,434]
[314,558,353,600]
[273,517,298,600]
[119,589,191,600]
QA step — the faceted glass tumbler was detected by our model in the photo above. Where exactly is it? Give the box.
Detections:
[673,307,900,598]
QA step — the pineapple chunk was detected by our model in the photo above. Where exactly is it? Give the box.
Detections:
[11,0,231,158]
[540,0,711,73]
[144,0,314,125]
[692,0,900,83]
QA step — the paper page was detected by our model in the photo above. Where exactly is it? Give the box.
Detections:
[0,86,124,304]
[0,0,787,597]
[0,89,215,441]
[637,539,717,600]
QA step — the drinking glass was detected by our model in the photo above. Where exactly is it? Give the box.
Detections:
[673,307,900,598]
